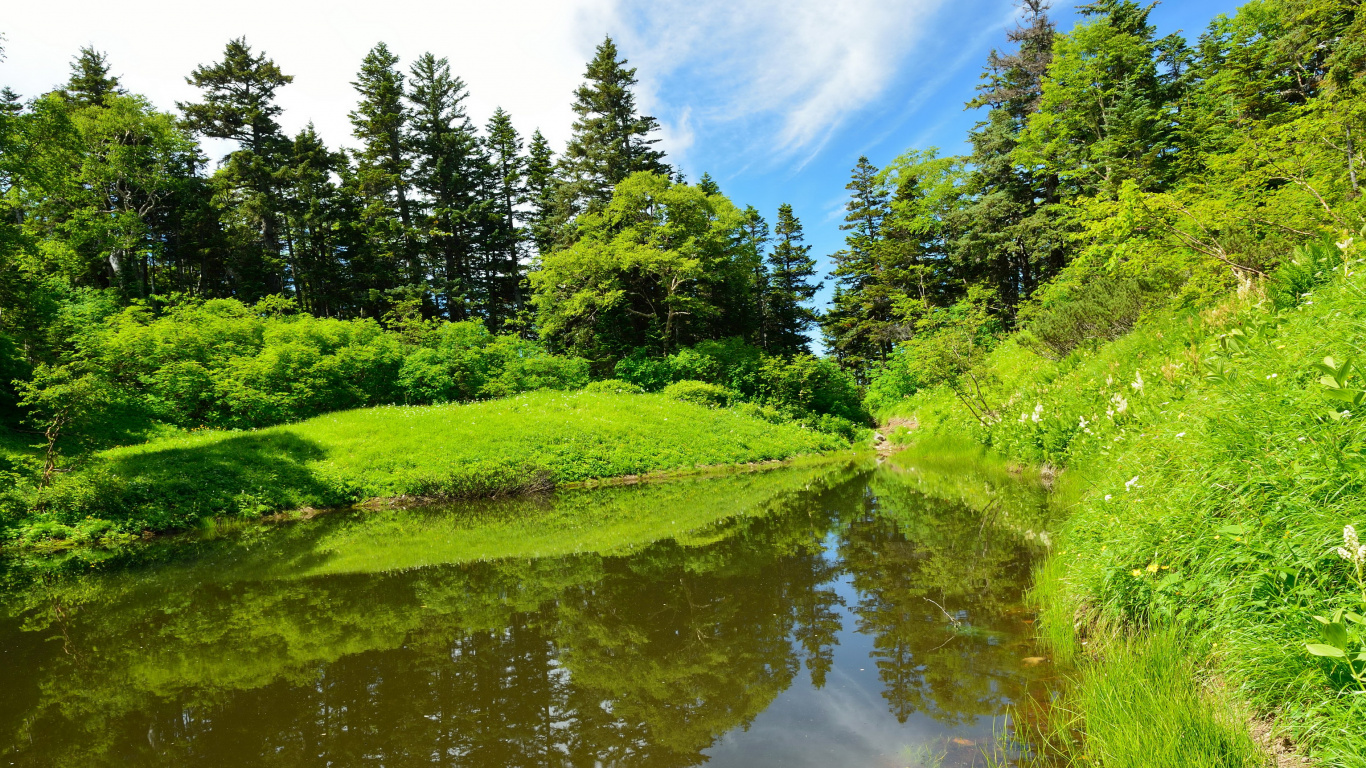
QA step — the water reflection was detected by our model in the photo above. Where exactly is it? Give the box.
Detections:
[0,455,1056,767]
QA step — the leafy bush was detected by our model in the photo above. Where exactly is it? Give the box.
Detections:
[614,338,870,430]
[1019,275,1148,360]
[661,380,733,408]
[1268,236,1341,311]
[582,379,644,394]
[19,297,590,438]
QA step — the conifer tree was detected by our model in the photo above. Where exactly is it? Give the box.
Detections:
[180,39,292,157]
[740,206,771,349]
[279,124,352,316]
[524,129,557,257]
[953,0,1063,318]
[350,43,419,286]
[484,107,526,324]
[64,47,122,107]
[406,52,483,320]
[557,36,669,228]
[822,156,893,374]
[766,204,822,354]
[179,38,293,298]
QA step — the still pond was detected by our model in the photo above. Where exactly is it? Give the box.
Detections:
[0,453,1058,767]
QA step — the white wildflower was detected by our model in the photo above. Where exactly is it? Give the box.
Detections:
[1019,412,1029,423]
[1104,494,1113,501]
[1079,415,1089,429]
[1175,432,1186,438]
[1337,237,1354,252]
[1039,531,1052,547]
[1125,475,1140,491]
[1106,375,1114,386]
[1031,403,1044,423]
[1337,525,1366,565]
[1131,371,1144,393]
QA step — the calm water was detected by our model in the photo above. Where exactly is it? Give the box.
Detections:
[0,455,1057,767]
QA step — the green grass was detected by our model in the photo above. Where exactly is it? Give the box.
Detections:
[18,390,846,544]
[894,269,1366,764]
[1023,632,1263,768]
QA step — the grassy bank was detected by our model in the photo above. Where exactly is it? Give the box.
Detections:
[889,267,1366,764]
[10,390,847,547]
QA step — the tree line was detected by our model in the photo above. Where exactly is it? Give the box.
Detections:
[822,0,1365,395]
[4,0,1364,433]
[0,34,825,382]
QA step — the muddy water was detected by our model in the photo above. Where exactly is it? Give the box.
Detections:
[0,454,1058,767]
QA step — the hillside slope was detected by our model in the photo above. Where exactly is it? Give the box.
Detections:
[892,260,1366,763]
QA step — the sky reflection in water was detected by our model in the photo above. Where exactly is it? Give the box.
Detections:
[0,455,1057,767]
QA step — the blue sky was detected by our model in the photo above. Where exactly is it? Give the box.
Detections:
[2,0,1244,308]
[640,0,1246,307]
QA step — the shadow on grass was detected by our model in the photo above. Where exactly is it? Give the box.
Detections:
[76,431,354,530]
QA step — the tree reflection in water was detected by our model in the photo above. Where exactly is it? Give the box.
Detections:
[0,455,1056,767]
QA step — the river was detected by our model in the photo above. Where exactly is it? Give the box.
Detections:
[0,452,1059,767]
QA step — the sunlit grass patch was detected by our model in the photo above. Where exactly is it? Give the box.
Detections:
[20,391,846,542]
[1023,632,1263,768]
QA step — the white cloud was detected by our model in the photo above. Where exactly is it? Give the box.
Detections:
[606,0,949,170]
[2,0,948,172]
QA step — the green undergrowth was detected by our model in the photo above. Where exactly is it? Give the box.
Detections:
[893,259,1366,763]
[1022,631,1263,768]
[8,390,847,548]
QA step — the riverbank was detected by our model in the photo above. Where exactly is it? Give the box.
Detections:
[886,265,1366,764]
[7,390,849,548]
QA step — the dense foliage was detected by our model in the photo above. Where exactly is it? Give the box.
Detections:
[856,1,1366,763]
[0,31,847,533]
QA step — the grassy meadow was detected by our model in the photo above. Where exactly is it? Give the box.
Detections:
[888,263,1366,764]
[16,390,847,546]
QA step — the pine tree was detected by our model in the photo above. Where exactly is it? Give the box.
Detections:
[180,38,292,156]
[406,52,484,321]
[696,172,721,196]
[179,38,294,298]
[350,43,419,287]
[740,206,771,349]
[822,156,894,374]
[484,107,526,325]
[524,129,558,257]
[65,47,122,107]
[766,204,822,354]
[558,36,669,226]
[0,88,20,117]
[953,0,1063,320]
[279,124,352,316]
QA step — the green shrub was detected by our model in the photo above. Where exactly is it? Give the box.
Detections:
[582,379,644,394]
[661,380,734,408]
[17,297,591,438]
[614,338,870,427]
[1019,275,1148,360]
[1268,236,1340,311]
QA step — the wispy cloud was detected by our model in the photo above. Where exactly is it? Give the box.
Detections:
[607,0,949,170]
